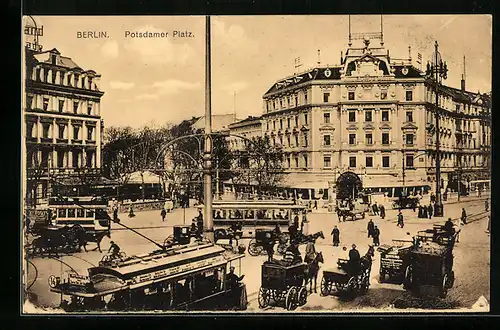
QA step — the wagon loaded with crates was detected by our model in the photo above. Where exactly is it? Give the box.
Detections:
[258,261,308,310]
[377,239,413,283]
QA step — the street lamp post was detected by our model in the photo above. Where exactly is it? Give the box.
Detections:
[426,40,448,217]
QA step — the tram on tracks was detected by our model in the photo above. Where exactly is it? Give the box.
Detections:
[202,201,308,239]
[48,238,247,311]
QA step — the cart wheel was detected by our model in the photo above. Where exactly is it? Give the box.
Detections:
[379,270,386,283]
[347,276,358,293]
[440,274,449,298]
[248,240,261,256]
[258,287,270,308]
[403,265,412,290]
[360,274,370,293]
[298,286,307,306]
[320,276,329,296]
[285,287,298,311]
[271,290,284,303]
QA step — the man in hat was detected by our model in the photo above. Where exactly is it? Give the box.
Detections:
[397,210,404,228]
[161,208,167,222]
[379,204,386,219]
[348,244,361,275]
[372,225,381,246]
[227,266,244,291]
[461,208,467,225]
[304,237,317,264]
[367,219,375,238]
[331,225,340,246]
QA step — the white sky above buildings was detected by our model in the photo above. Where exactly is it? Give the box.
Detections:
[25,15,491,128]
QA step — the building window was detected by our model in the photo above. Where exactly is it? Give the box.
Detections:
[57,99,64,113]
[324,113,331,124]
[382,133,390,145]
[349,134,356,145]
[295,116,298,127]
[58,125,65,139]
[304,134,308,147]
[323,92,330,103]
[273,121,276,130]
[324,156,331,168]
[365,110,372,122]
[456,104,460,112]
[304,93,308,104]
[57,151,64,168]
[26,95,33,109]
[287,156,291,168]
[295,95,298,106]
[382,156,390,168]
[43,97,49,111]
[366,133,373,145]
[74,75,79,87]
[348,91,355,100]
[87,102,93,115]
[304,155,308,168]
[266,122,269,131]
[348,111,356,122]
[73,126,80,140]
[406,155,414,168]
[287,136,291,147]
[280,119,283,130]
[73,100,79,114]
[349,156,356,168]
[323,135,331,146]
[87,126,94,140]
[382,110,389,121]
[406,111,413,122]
[42,124,50,138]
[295,135,299,146]
[304,114,308,125]
[366,156,373,167]
[287,96,291,107]
[27,122,35,138]
[406,90,413,101]
[287,117,291,128]
[73,152,79,168]
[381,90,387,100]
[86,151,93,168]
[279,136,283,145]
[406,134,414,145]
[295,157,299,168]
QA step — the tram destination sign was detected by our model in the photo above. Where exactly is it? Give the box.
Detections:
[68,273,91,286]
[132,256,224,284]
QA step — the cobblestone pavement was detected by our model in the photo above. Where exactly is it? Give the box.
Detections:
[24,195,490,312]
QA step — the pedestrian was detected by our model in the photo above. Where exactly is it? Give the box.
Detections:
[161,208,167,222]
[331,225,340,246]
[461,208,467,225]
[372,202,379,215]
[485,200,489,212]
[302,217,309,236]
[128,206,135,218]
[418,205,423,218]
[397,210,404,228]
[379,205,386,219]
[367,219,375,238]
[428,204,433,219]
[422,205,428,219]
[372,225,380,246]
[314,200,318,210]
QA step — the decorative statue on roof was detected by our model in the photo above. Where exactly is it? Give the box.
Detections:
[364,37,370,49]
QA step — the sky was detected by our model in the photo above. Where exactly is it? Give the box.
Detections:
[23,15,492,128]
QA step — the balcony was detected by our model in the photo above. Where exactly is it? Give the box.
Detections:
[72,139,83,144]
[57,138,69,144]
[86,140,96,145]
[40,137,53,143]
[26,136,38,143]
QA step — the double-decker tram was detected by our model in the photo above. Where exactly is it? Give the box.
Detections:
[49,229,247,312]
[47,196,111,233]
[202,201,308,238]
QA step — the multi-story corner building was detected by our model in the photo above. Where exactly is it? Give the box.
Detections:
[24,47,105,205]
[228,35,491,201]
[227,116,264,151]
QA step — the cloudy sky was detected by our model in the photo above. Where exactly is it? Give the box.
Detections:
[24,15,491,128]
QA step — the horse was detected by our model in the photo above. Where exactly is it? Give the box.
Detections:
[69,225,111,253]
[360,245,375,273]
[300,231,325,244]
[304,251,324,293]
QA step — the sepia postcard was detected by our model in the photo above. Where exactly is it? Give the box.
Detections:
[21,15,491,314]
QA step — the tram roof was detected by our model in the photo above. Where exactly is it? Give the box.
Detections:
[212,200,295,205]
[198,203,305,210]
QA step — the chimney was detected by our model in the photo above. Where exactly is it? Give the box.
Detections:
[461,55,466,91]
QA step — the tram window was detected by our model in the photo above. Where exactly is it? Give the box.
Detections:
[77,209,85,218]
[58,209,66,218]
[67,209,76,218]
[86,209,94,218]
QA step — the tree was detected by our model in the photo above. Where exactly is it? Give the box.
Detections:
[230,135,285,196]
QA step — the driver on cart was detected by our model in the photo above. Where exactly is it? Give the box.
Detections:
[283,243,302,264]
[304,238,317,264]
[108,241,121,260]
[347,244,361,275]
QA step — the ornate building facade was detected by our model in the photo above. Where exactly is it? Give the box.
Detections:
[229,36,491,200]
[24,47,105,205]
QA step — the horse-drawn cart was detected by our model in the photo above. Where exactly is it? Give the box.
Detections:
[320,246,374,296]
[258,261,308,310]
[403,227,457,298]
[377,239,413,283]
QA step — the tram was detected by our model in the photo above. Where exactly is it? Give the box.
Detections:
[200,202,308,238]
[49,238,247,311]
[48,196,110,233]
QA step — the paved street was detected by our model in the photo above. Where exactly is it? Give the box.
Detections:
[25,195,490,312]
